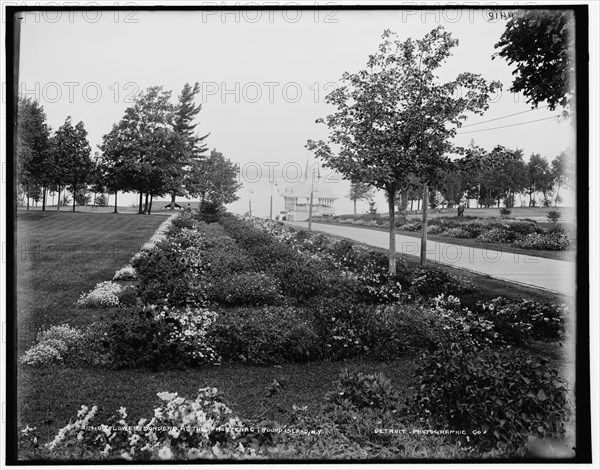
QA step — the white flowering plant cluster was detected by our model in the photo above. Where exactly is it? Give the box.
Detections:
[140,214,179,252]
[475,297,567,345]
[150,305,221,365]
[113,265,137,281]
[20,388,275,461]
[20,324,85,367]
[76,281,123,308]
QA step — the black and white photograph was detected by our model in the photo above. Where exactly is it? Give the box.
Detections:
[2,1,597,466]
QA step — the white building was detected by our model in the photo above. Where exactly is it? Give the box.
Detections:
[280,182,338,221]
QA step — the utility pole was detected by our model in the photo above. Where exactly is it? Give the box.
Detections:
[420,182,429,267]
[269,181,278,220]
[247,189,253,217]
[308,170,314,231]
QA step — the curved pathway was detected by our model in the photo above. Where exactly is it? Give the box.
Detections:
[288,221,576,297]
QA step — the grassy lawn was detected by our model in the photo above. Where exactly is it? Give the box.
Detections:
[15,210,569,449]
[16,210,169,352]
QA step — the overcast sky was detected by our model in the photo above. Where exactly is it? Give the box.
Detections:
[16,6,577,216]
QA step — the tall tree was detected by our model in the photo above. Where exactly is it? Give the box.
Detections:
[49,117,93,212]
[98,86,184,214]
[16,96,51,210]
[551,149,575,206]
[167,82,210,210]
[348,181,375,214]
[494,9,575,116]
[488,146,528,208]
[307,27,500,273]
[186,148,241,210]
[526,153,553,207]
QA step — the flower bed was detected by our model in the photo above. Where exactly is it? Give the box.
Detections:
[19,211,572,459]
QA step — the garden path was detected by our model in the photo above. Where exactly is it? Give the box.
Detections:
[287,221,576,297]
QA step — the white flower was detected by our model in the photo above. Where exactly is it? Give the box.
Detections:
[157,391,178,402]
[187,448,202,459]
[158,446,173,460]
[168,427,180,439]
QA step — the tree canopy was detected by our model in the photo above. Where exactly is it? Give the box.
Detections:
[494,10,575,115]
[16,97,52,208]
[308,26,501,272]
[49,116,93,212]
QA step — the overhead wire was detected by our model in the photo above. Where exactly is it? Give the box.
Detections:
[455,115,561,134]
[459,104,550,129]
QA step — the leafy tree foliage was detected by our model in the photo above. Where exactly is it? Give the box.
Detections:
[494,10,575,115]
[308,27,500,272]
[348,181,375,214]
[49,116,93,212]
[99,86,186,214]
[551,149,574,206]
[166,82,210,209]
[16,97,52,210]
[186,149,241,210]
[526,153,554,207]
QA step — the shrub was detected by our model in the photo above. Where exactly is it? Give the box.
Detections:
[499,207,512,217]
[513,232,570,251]
[76,281,123,308]
[462,221,486,238]
[427,224,444,235]
[206,272,283,306]
[476,297,566,343]
[399,221,422,231]
[547,210,561,223]
[324,370,401,411]
[133,241,207,307]
[441,227,471,238]
[356,303,461,358]
[409,268,474,298]
[95,306,220,370]
[204,249,255,277]
[20,324,85,367]
[209,306,320,364]
[169,214,198,231]
[413,343,571,455]
[477,227,518,244]
[113,265,137,281]
[272,260,323,302]
[94,194,108,206]
[507,221,538,236]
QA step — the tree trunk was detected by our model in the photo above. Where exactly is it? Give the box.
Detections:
[353,199,357,215]
[143,192,149,214]
[387,188,396,275]
[170,192,176,210]
[410,199,414,211]
[417,197,421,211]
[420,183,429,267]
[114,191,118,213]
[42,187,46,211]
[26,181,29,210]
[148,194,153,214]
[72,187,76,212]
[138,191,143,214]
[57,186,61,211]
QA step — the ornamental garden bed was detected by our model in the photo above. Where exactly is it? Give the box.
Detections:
[318,212,576,261]
[16,210,574,461]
